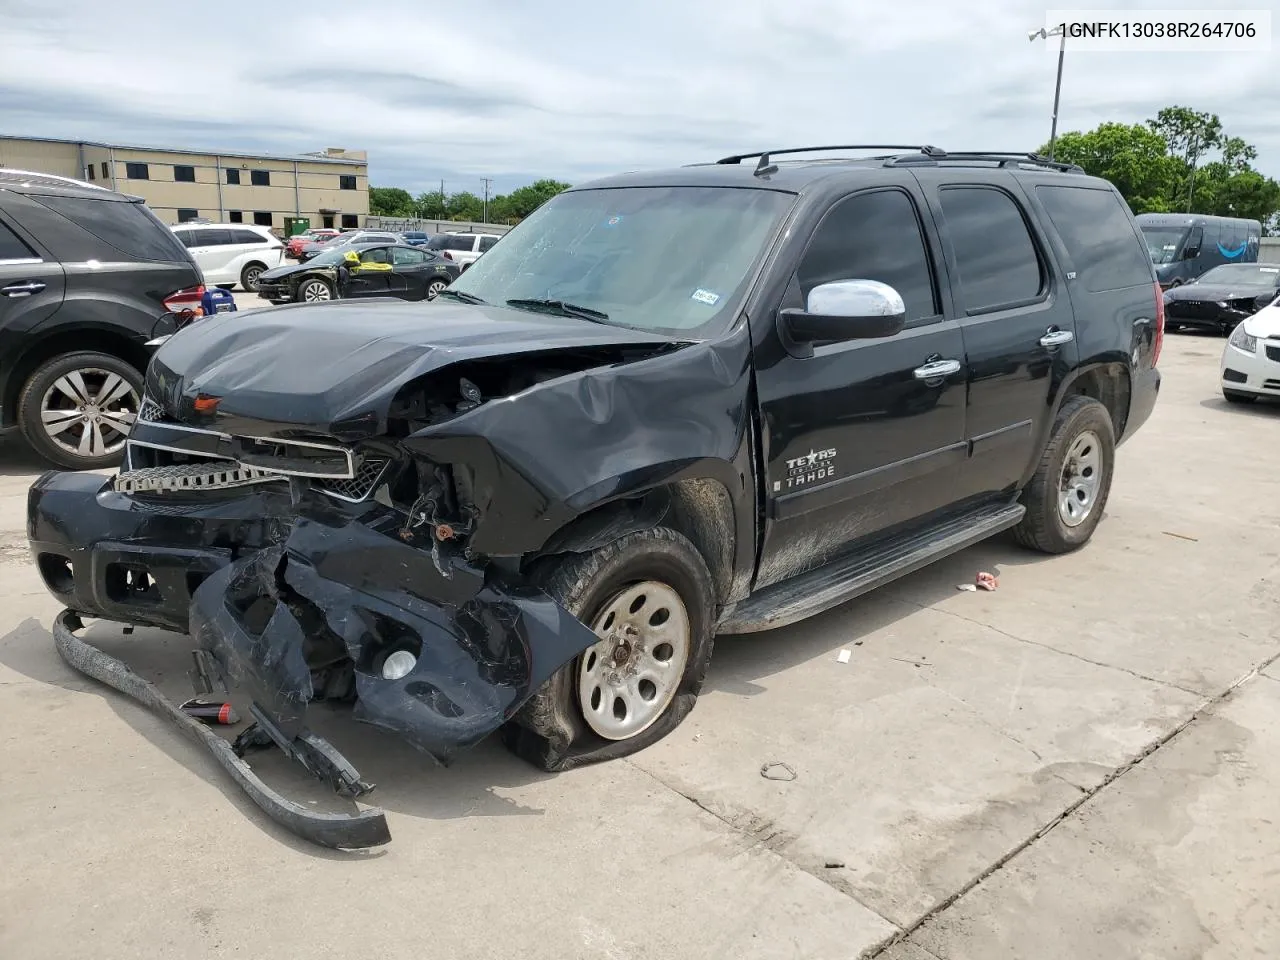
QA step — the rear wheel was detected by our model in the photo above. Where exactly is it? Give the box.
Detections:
[503,528,716,772]
[1013,395,1116,554]
[18,351,142,470]
[425,278,448,300]
[1223,389,1256,404]
[298,278,333,303]
[240,262,266,292]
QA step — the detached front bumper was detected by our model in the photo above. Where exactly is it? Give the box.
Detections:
[28,470,599,845]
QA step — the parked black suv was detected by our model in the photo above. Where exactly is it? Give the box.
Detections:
[28,145,1162,848]
[0,169,203,469]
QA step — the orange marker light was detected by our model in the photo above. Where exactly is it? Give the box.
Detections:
[193,395,221,414]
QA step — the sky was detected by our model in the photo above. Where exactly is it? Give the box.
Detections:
[1,0,1277,196]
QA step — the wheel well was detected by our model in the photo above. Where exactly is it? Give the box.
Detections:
[1063,363,1131,440]
[3,330,149,427]
[524,479,737,610]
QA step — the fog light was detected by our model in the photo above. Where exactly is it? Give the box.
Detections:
[381,649,417,680]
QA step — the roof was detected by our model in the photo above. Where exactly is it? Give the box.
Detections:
[1,134,367,167]
[0,167,134,201]
[1135,212,1262,226]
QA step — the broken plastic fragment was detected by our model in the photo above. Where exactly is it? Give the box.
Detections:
[836,649,851,663]
[975,571,999,591]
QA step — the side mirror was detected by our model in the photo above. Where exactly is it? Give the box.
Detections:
[781,279,906,345]
[1181,245,1200,260]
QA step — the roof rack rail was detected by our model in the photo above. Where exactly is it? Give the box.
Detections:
[717,144,945,178]
[886,151,1084,173]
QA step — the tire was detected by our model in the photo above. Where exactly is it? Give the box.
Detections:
[18,351,143,471]
[503,527,717,772]
[216,283,235,291]
[297,277,333,303]
[425,278,448,300]
[1223,389,1256,404]
[1012,395,1116,554]
[1165,321,1181,333]
[240,262,266,292]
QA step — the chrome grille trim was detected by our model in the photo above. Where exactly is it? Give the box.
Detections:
[318,457,390,503]
[112,460,278,494]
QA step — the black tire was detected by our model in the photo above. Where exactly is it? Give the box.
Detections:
[1013,395,1116,554]
[503,527,717,772]
[215,283,235,291]
[1223,389,1256,404]
[425,278,448,300]
[297,277,333,303]
[240,262,266,292]
[18,351,143,471]
[1165,321,1181,333]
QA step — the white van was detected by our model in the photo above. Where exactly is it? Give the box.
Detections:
[170,223,285,291]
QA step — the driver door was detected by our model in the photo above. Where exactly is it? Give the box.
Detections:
[752,184,969,589]
[344,246,395,298]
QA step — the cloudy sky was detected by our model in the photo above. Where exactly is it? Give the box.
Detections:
[1,0,1276,195]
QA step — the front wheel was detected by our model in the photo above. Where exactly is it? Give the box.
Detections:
[240,262,265,292]
[17,351,143,470]
[503,528,717,772]
[1013,395,1116,554]
[297,278,333,303]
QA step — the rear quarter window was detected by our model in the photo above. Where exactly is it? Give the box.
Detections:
[29,195,192,262]
[1035,186,1154,292]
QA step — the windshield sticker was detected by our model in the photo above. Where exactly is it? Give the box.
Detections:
[1260,267,1279,273]
[604,215,623,227]
[691,289,721,306]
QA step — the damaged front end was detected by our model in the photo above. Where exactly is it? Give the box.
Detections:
[28,299,749,847]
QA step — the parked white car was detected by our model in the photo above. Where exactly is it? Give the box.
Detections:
[425,232,501,269]
[170,223,285,292]
[1221,292,1280,404]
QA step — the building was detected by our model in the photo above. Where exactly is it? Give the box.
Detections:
[0,135,369,233]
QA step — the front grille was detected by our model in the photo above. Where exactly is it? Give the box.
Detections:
[113,460,277,494]
[138,396,165,423]
[317,457,389,502]
[1166,300,1220,320]
[1265,345,1280,363]
[1223,368,1248,383]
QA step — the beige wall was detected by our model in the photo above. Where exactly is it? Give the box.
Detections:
[1,138,369,232]
[0,138,81,178]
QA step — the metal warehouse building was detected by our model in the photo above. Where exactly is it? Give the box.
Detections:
[0,135,369,233]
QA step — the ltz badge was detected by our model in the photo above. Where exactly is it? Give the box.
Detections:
[775,448,838,491]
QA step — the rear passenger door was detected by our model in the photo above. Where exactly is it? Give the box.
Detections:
[917,174,1077,498]
[188,228,236,284]
[0,213,66,387]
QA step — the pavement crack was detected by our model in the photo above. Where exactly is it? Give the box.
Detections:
[861,646,1280,959]
[625,759,905,936]
[895,598,1207,697]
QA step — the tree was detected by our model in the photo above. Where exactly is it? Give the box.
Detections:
[445,191,483,221]
[368,186,415,218]
[1043,124,1179,214]
[1044,105,1280,228]
[501,179,572,220]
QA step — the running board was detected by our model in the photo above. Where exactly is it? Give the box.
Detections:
[719,502,1026,634]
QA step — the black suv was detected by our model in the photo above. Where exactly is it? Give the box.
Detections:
[28,146,1162,848]
[0,169,203,470]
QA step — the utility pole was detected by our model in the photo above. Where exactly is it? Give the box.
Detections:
[440,178,446,221]
[481,177,493,225]
[1028,25,1066,160]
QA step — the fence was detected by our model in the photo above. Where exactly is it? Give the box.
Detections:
[1261,236,1280,259]
[364,216,514,235]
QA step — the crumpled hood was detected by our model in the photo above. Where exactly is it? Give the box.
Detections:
[147,299,679,436]
[1165,283,1274,303]
[258,261,329,282]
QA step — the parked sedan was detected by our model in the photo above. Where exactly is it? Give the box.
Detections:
[297,230,400,262]
[1220,292,1280,403]
[285,228,340,259]
[256,242,460,303]
[1164,263,1280,335]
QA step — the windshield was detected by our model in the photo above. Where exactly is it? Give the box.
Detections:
[1198,264,1280,286]
[307,246,372,266]
[446,186,795,335]
[1140,226,1187,264]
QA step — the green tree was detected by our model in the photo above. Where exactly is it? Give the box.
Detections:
[368,186,415,217]
[501,179,572,220]
[446,191,484,221]
[414,191,448,219]
[1042,124,1178,213]
[1147,106,1224,209]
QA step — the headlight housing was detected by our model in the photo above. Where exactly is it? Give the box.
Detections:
[1229,323,1257,354]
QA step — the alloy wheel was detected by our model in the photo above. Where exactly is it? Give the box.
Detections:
[39,368,139,460]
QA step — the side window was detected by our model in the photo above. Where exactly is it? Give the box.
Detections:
[31,196,190,262]
[1035,186,1153,292]
[360,247,390,264]
[1184,225,1204,256]
[479,236,498,252]
[231,229,267,245]
[0,220,38,261]
[391,247,425,266]
[193,229,233,246]
[449,235,475,252]
[797,188,938,322]
[939,186,1043,313]
[173,230,198,248]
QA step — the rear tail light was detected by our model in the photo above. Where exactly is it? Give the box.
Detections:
[1152,281,1165,367]
[164,284,206,325]
[443,251,454,261]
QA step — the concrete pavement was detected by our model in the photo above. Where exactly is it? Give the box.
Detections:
[0,331,1277,959]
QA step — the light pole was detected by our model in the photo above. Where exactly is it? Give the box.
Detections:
[481,177,493,224]
[1028,25,1066,160]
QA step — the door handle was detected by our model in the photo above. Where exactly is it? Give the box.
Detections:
[1,281,46,298]
[913,359,961,380]
[1040,328,1074,347]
